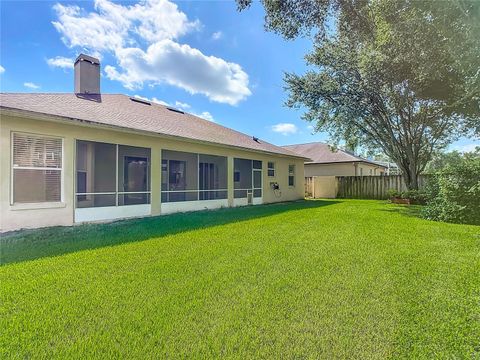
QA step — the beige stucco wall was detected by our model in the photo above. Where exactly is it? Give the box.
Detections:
[357,163,385,176]
[305,162,385,177]
[0,113,304,232]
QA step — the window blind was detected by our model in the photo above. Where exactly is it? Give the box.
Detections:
[13,133,62,169]
[12,133,62,203]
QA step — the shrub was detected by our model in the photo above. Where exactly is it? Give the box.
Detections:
[422,152,480,225]
[401,190,427,204]
[386,189,400,199]
[387,189,427,204]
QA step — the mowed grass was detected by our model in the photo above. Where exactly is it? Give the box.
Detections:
[1,200,479,359]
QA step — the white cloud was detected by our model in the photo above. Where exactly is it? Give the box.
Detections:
[51,0,250,105]
[212,31,223,40]
[271,123,298,136]
[133,94,168,105]
[47,56,74,69]
[175,101,191,109]
[192,111,214,122]
[52,0,199,50]
[104,40,250,105]
[24,82,41,89]
[0,65,5,74]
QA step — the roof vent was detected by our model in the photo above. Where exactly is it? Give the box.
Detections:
[167,107,184,114]
[253,136,260,142]
[130,97,151,105]
[74,53,100,95]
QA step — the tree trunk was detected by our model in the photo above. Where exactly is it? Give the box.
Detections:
[402,166,419,190]
[394,157,420,190]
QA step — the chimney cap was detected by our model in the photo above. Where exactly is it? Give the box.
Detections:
[75,53,100,66]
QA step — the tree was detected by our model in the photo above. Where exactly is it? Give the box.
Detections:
[425,148,479,173]
[422,149,480,225]
[239,0,480,189]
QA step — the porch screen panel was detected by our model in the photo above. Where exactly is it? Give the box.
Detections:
[162,150,198,202]
[75,140,116,208]
[253,170,262,198]
[118,145,151,205]
[12,133,62,203]
[233,158,252,198]
[199,154,227,200]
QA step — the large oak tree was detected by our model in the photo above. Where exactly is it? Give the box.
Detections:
[239,0,479,189]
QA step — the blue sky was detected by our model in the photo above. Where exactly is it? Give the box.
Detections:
[0,0,477,153]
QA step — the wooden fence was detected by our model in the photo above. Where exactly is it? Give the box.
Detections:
[305,177,314,197]
[336,175,429,199]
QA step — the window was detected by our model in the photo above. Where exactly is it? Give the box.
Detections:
[75,140,150,208]
[161,150,227,202]
[267,162,275,177]
[288,165,295,186]
[12,133,63,203]
[234,158,262,198]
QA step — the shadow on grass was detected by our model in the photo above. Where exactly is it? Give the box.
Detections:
[1,200,340,266]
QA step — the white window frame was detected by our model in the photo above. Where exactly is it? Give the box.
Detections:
[267,161,275,177]
[10,131,64,205]
[288,164,295,187]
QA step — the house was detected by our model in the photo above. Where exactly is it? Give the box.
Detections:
[0,54,307,232]
[283,142,387,177]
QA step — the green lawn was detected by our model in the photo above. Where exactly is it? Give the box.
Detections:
[1,199,479,359]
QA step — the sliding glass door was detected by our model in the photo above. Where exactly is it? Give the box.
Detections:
[199,154,228,200]
[122,156,149,205]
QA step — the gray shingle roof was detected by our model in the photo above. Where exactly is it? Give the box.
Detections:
[0,93,306,159]
[282,142,386,167]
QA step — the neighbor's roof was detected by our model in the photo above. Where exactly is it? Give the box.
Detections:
[0,93,306,159]
[282,142,386,167]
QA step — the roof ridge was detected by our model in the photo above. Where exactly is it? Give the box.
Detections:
[280,141,386,166]
[282,140,328,147]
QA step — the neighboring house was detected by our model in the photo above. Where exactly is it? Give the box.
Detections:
[283,142,387,177]
[0,54,307,232]
[374,161,401,175]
